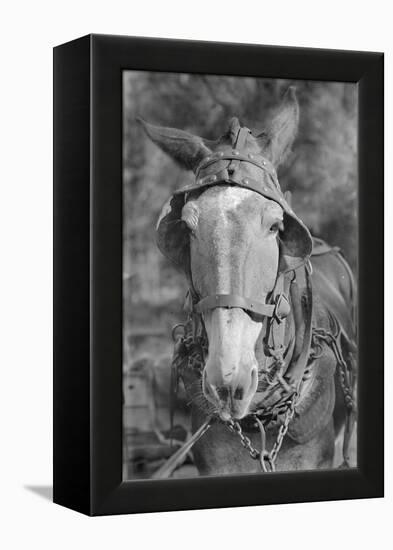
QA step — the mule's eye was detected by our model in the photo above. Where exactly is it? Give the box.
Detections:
[269,221,283,233]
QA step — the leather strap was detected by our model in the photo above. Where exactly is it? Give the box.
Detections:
[235,126,250,149]
[194,129,279,191]
[152,417,213,479]
[195,153,277,186]
[194,294,276,318]
[227,127,250,175]
[289,274,303,362]
[262,272,294,393]
[285,263,313,386]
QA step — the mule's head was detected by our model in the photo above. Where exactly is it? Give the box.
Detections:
[139,88,303,420]
[184,186,283,420]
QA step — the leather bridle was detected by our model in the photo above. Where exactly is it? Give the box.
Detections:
[154,125,356,477]
[186,126,294,327]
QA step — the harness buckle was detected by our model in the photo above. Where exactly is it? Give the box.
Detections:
[273,293,291,322]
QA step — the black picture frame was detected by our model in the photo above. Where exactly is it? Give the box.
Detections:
[53,34,384,516]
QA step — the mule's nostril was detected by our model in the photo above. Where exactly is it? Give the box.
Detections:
[234,387,244,400]
[216,386,230,401]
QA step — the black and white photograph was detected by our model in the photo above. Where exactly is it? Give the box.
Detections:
[122,71,358,480]
[1,0,388,543]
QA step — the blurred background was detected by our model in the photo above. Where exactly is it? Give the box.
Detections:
[122,71,358,479]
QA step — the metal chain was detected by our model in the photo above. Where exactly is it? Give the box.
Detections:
[225,419,260,460]
[172,318,299,471]
[172,319,356,472]
[225,392,298,472]
[226,328,355,471]
[269,394,297,463]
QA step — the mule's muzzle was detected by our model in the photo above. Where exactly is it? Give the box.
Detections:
[202,366,258,420]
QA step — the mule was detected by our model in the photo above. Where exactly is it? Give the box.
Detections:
[139,87,356,475]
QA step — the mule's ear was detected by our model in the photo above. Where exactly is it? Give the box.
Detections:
[258,87,299,167]
[137,118,212,171]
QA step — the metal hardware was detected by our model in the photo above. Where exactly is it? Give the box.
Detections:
[225,393,297,472]
[311,326,356,467]
[274,293,291,322]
